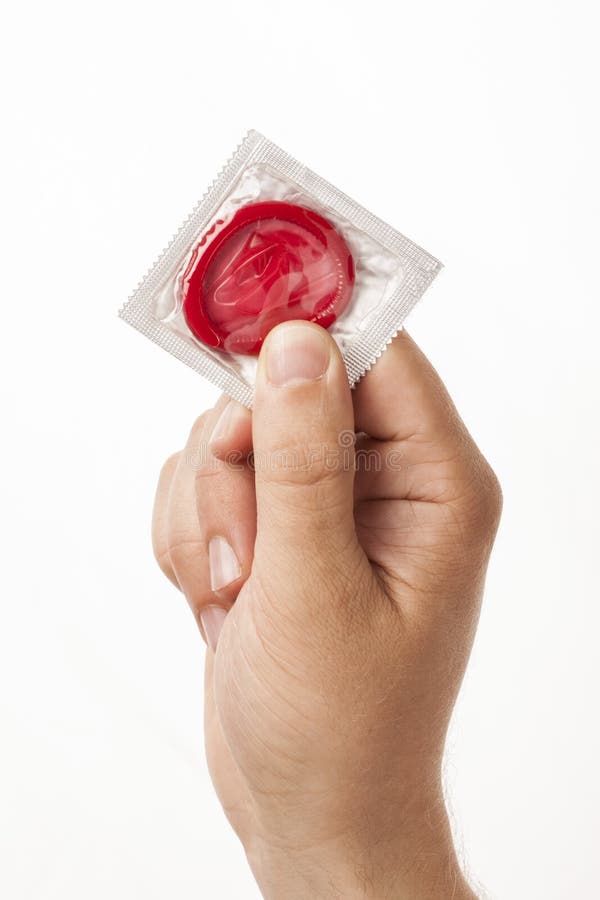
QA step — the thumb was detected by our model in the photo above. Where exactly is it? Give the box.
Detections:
[251,321,360,579]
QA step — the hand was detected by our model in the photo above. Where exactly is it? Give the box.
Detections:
[152,323,502,899]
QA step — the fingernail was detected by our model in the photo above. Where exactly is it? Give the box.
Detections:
[209,400,236,448]
[208,536,241,591]
[200,605,228,652]
[266,323,329,386]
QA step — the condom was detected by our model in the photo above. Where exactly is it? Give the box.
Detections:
[181,201,355,355]
[120,131,441,407]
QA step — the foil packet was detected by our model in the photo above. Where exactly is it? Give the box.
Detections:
[120,130,441,407]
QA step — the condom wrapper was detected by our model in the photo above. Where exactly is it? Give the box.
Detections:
[120,130,442,407]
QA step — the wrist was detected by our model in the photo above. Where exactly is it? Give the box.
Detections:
[245,790,477,900]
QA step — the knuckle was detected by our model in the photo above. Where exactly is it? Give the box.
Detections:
[477,458,503,527]
[261,478,350,536]
[159,451,181,481]
[166,535,205,578]
[463,454,503,534]
[485,466,503,524]
[151,531,177,584]
[194,458,224,498]
[154,547,175,581]
[255,437,350,489]
[181,414,211,465]
[189,413,209,441]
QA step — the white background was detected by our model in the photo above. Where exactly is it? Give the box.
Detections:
[1,2,598,897]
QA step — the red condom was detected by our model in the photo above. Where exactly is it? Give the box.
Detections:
[181,201,355,355]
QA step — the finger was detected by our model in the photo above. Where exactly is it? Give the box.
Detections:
[167,405,256,649]
[207,397,253,461]
[164,412,212,614]
[151,451,182,588]
[194,419,256,612]
[252,320,362,578]
[352,435,410,502]
[351,331,491,508]
[203,651,251,832]
[353,330,469,447]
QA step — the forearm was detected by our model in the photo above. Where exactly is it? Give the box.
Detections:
[246,792,477,900]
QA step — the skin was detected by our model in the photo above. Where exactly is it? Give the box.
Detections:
[152,323,502,899]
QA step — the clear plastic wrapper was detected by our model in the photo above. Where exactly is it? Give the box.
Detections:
[120,130,442,407]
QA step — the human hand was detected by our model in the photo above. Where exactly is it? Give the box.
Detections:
[152,323,501,899]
